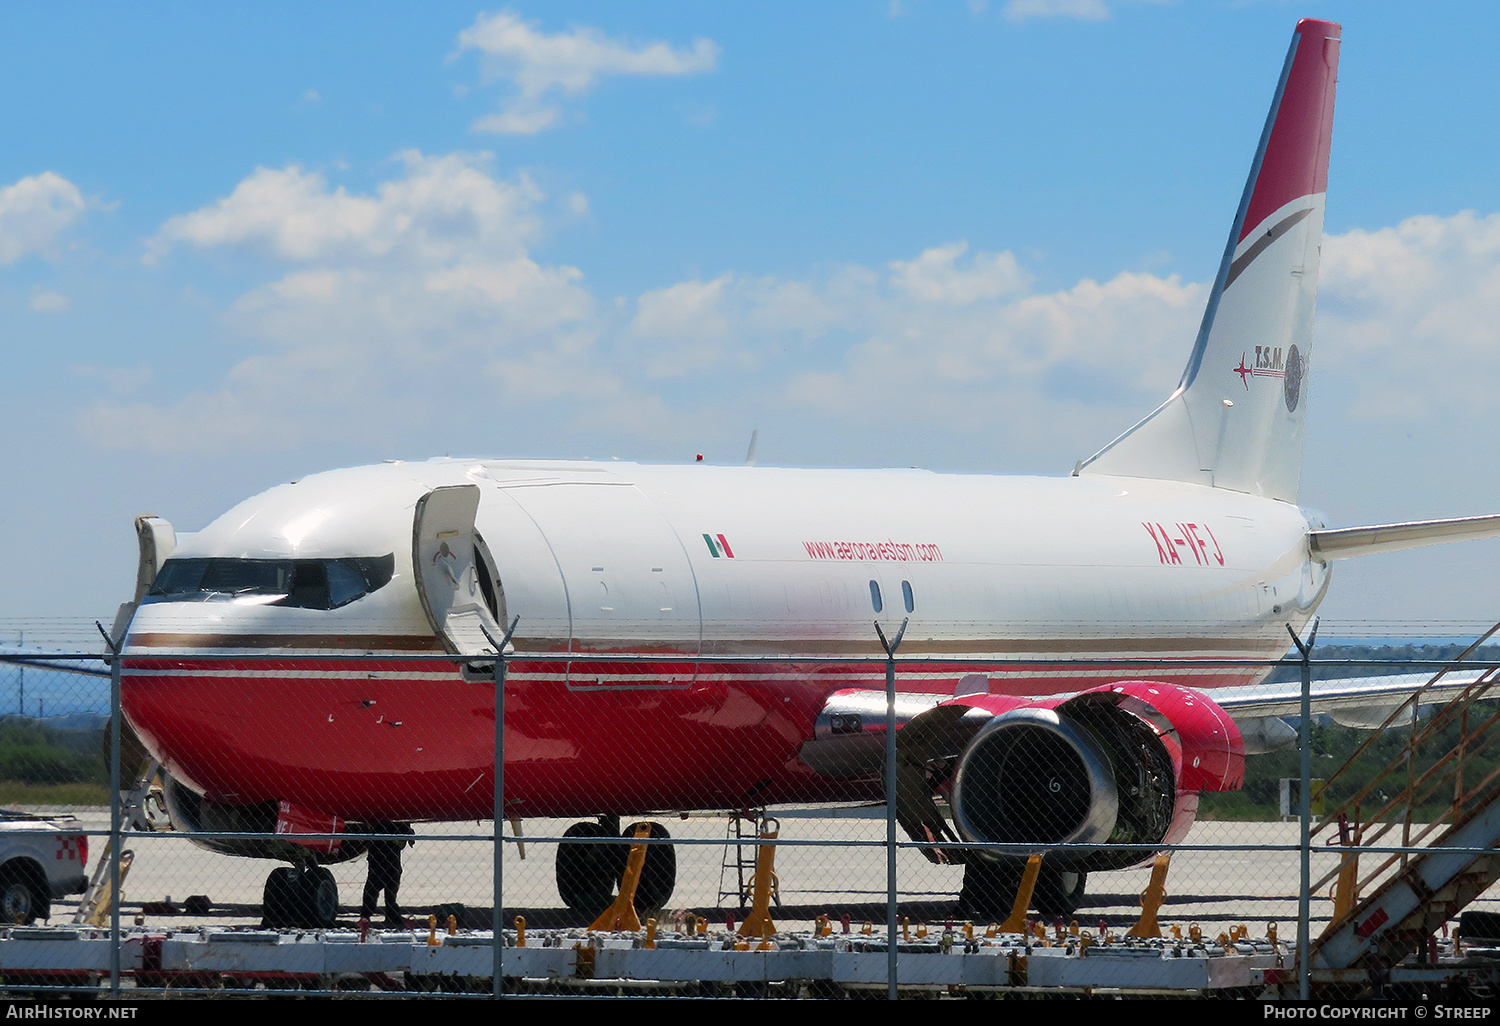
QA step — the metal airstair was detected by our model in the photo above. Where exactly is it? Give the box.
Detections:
[1301,631,1500,979]
[717,809,779,911]
[73,758,165,926]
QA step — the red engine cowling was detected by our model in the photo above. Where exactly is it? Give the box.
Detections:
[938,682,1242,871]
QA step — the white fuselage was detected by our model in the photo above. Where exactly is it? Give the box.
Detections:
[122,459,1324,818]
[129,458,1324,682]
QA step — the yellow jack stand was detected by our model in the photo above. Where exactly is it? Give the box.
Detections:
[998,854,1043,934]
[76,845,136,928]
[589,823,652,933]
[1328,845,1361,928]
[1127,852,1172,938]
[736,828,780,940]
[1320,813,1361,933]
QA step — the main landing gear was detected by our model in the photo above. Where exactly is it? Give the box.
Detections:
[262,864,340,929]
[555,816,677,918]
[959,858,1087,923]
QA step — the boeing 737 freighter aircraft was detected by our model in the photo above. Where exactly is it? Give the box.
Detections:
[43,19,1500,926]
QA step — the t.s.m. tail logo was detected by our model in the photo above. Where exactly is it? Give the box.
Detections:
[1283,344,1303,412]
[1233,345,1303,411]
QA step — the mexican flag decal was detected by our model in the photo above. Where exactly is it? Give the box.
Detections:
[702,533,735,558]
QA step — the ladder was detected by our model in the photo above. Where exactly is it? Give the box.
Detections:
[73,758,164,926]
[1302,633,1500,973]
[717,809,779,910]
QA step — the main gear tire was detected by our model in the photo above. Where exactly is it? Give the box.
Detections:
[1032,865,1087,922]
[300,865,340,927]
[262,866,301,928]
[556,821,617,918]
[622,821,676,914]
[958,859,1024,921]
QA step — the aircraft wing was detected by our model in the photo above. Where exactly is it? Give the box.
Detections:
[0,646,109,678]
[1210,666,1498,752]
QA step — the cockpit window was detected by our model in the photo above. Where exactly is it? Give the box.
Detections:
[145,555,395,610]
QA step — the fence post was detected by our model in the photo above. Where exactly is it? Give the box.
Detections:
[875,617,908,1002]
[94,624,123,1000]
[1287,619,1318,1001]
[487,617,520,1001]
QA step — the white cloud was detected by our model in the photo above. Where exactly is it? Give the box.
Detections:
[29,289,70,314]
[0,172,87,265]
[81,266,598,454]
[474,100,561,136]
[70,363,151,396]
[717,213,1500,459]
[1317,210,1500,421]
[627,275,737,377]
[888,242,1034,304]
[632,276,732,340]
[1004,0,1110,22]
[1002,0,1171,23]
[145,151,542,264]
[776,265,1201,441]
[101,152,607,454]
[612,243,1191,410]
[89,251,602,454]
[107,149,1500,477]
[455,10,720,135]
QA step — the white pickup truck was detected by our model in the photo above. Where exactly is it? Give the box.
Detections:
[0,810,89,924]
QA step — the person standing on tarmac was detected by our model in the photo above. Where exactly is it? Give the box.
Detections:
[361,822,416,926]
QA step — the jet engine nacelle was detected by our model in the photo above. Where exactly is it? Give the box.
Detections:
[933,682,1243,872]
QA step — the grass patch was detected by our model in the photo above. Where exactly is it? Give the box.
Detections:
[1196,790,1283,822]
[0,781,109,807]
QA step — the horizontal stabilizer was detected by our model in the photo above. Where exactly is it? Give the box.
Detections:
[1309,514,1500,561]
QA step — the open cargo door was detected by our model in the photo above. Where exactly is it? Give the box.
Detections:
[110,514,179,647]
[413,485,505,657]
[133,516,176,602]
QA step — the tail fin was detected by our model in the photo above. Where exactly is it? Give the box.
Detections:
[1078,19,1340,502]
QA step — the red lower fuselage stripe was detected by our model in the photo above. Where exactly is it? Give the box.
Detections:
[121,655,1260,821]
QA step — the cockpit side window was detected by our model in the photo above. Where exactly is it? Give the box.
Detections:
[145,554,395,610]
[325,560,373,608]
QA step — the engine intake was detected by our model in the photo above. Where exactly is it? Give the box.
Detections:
[948,698,1177,871]
[951,708,1118,849]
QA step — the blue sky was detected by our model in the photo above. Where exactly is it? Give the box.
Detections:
[5,1,1500,639]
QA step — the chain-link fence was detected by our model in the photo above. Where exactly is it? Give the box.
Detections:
[0,639,1496,999]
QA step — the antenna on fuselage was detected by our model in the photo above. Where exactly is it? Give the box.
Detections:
[744,429,758,467]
